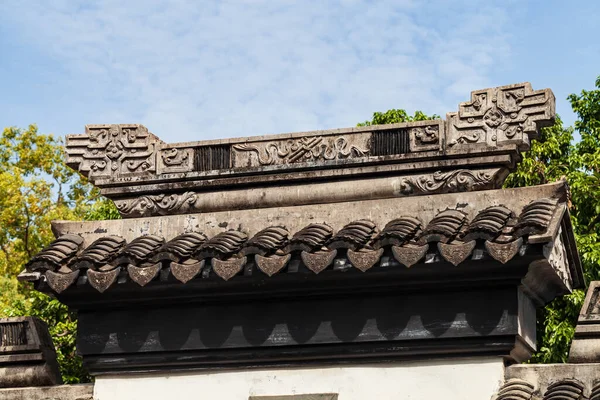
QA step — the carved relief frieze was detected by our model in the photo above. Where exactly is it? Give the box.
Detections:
[114,192,198,218]
[395,168,504,196]
[65,124,160,180]
[447,83,555,151]
[157,147,194,173]
[232,135,369,167]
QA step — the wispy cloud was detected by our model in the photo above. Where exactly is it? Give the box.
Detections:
[0,0,513,142]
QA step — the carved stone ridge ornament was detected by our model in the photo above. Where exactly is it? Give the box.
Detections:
[447,82,555,151]
[233,136,369,166]
[65,124,160,180]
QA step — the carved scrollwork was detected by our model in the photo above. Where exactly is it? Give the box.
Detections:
[232,136,369,167]
[114,192,198,218]
[65,124,160,181]
[161,148,189,166]
[397,169,500,196]
[447,83,555,151]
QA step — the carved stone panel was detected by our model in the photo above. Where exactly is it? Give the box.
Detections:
[408,123,441,152]
[447,83,555,151]
[65,124,161,180]
[543,228,572,292]
[232,135,370,168]
[157,146,194,174]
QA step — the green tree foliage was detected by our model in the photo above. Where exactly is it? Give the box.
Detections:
[0,124,120,383]
[359,77,600,363]
[358,109,440,126]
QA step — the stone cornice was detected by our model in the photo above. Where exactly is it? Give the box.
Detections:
[65,83,555,218]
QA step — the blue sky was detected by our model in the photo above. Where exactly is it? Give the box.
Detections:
[0,0,598,143]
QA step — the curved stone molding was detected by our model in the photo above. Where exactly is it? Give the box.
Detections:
[397,169,505,196]
[447,82,555,151]
[115,192,198,218]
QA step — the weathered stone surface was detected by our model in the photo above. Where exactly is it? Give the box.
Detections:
[447,82,555,151]
[569,281,600,363]
[505,364,600,399]
[0,317,61,388]
[255,254,291,276]
[63,84,554,219]
[301,250,337,274]
[0,384,93,400]
[170,260,204,283]
[212,257,247,281]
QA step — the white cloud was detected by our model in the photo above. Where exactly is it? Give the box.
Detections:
[0,0,513,142]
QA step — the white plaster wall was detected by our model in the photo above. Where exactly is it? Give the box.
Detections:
[93,357,504,400]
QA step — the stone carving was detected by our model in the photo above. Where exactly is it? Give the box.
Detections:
[65,124,160,180]
[544,228,572,291]
[115,192,198,218]
[161,148,189,166]
[409,124,440,151]
[447,83,555,150]
[398,169,500,196]
[158,147,194,173]
[232,136,369,167]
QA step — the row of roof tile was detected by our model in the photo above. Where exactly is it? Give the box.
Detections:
[23,198,559,294]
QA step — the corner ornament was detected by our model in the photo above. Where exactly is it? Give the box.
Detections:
[65,124,161,181]
[447,82,555,151]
